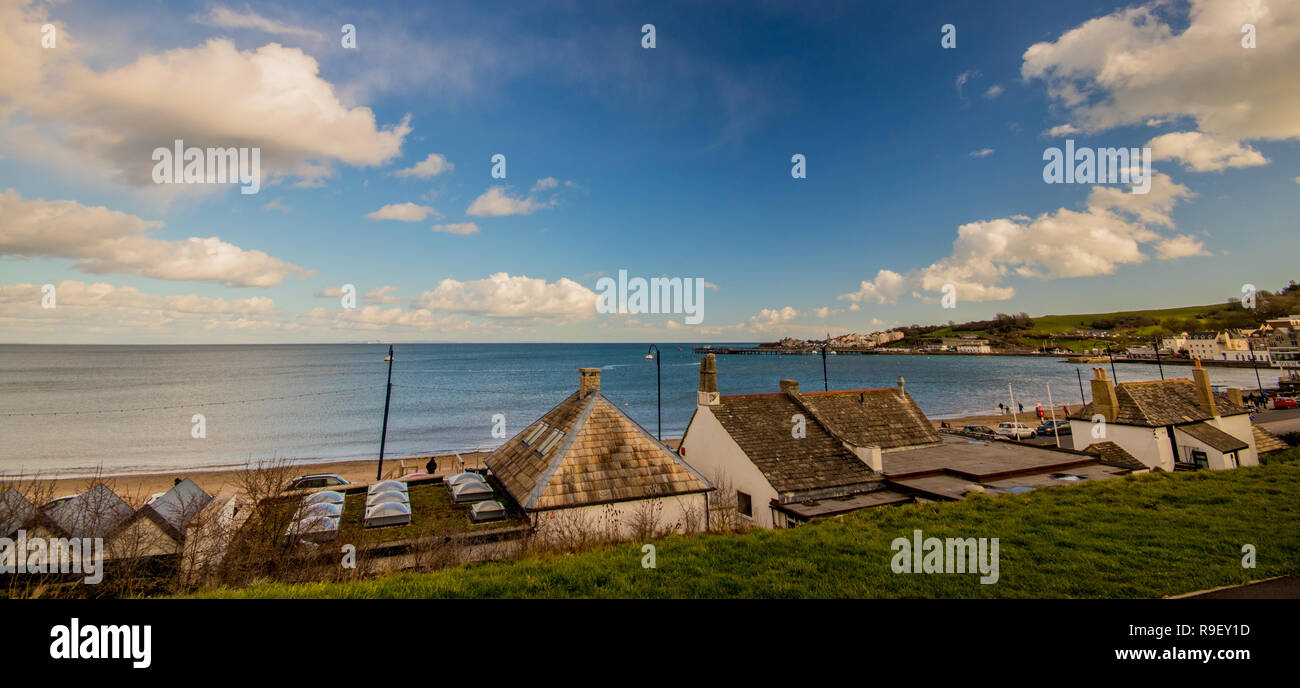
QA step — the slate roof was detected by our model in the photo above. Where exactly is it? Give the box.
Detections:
[1068,378,1248,426]
[1253,425,1290,454]
[1178,421,1249,453]
[138,478,213,541]
[0,488,37,536]
[709,392,884,495]
[794,388,942,450]
[486,390,712,511]
[43,484,134,538]
[1081,441,1148,471]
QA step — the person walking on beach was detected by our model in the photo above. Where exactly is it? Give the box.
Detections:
[998,403,1005,415]
[1018,402,1024,414]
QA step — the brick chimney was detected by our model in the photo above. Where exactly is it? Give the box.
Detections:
[780,379,800,394]
[579,367,601,399]
[697,354,720,406]
[1227,388,1244,407]
[1192,359,1218,417]
[1090,367,1119,422]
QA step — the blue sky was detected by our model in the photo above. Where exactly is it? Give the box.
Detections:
[1,0,1297,343]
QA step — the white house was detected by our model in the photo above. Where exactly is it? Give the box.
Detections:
[485,368,713,540]
[1068,362,1257,471]
[678,355,939,528]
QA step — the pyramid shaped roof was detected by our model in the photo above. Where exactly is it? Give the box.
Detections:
[486,378,712,511]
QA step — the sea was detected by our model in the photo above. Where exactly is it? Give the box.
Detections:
[0,343,1278,478]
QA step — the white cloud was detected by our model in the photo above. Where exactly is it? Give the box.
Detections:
[1043,124,1080,137]
[984,85,1004,100]
[465,186,552,217]
[955,70,980,97]
[750,306,798,329]
[0,189,311,288]
[262,198,291,213]
[413,273,597,320]
[394,153,453,179]
[530,177,559,193]
[840,173,1197,304]
[364,285,402,305]
[1022,1,1300,154]
[1147,131,1268,172]
[195,5,321,39]
[314,286,347,298]
[970,148,995,158]
[431,222,480,235]
[0,281,282,334]
[3,29,410,189]
[365,202,438,221]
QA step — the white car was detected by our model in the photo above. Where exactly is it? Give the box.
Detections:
[995,422,1036,440]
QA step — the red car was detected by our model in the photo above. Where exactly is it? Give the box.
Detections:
[1272,397,1298,409]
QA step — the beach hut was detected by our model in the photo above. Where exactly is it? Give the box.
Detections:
[364,502,411,528]
[111,478,214,557]
[43,484,135,539]
[0,488,37,538]
[469,500,506,524]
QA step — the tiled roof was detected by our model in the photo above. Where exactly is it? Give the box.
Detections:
[709,393,883,495]
[1081,441,1147,470]
[139,478,213,541]
[44,484,134,538]
[1068,378,1248,426]
[794,389,942,450]
[1253,425,1289,454]
[0,488,36,536]
[1178,421,1249,453]
[486,391,712,511]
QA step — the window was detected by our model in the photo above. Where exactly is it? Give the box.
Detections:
[535,429,565,456]
[736,491,752,518]
[522,422,548,446]
[1191,449,1209,469]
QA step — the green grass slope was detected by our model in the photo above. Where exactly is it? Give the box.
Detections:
[194,455,1300,599]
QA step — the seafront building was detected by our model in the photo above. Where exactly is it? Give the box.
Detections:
[1067,362,1258,471]
[679,355,1147,528]
[484,368,713,538]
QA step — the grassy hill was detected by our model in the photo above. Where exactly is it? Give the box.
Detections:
[192,451,1300,599]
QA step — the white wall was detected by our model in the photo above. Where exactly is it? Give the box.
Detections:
[680,406,781,529]
[530,492,710,542]
[1211,414,1259,467]
[1070,419,1174,471]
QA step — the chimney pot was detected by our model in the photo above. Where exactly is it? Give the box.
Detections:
[780,379,800,394]
[579,367,601,398]
[1090,368,1119,422]
[697,354,720,407]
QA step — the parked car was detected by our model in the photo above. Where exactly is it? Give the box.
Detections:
[1035,420,1072,436]
[996,422,1036,440]
[285,474,351,491]
[1272,397,1299,409]
[962,425,997,437]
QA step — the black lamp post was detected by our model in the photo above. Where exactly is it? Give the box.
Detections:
[820,333,830,391]
[645,344,661,440]
[376,344,394,481]
[1249,340,1264,401]
[1153,336,1165,380]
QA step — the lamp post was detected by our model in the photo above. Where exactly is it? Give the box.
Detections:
[1153,336,1165,380]
[820,333,830,391]
[645,344,661,440]
[1249,339,1264,401]
[376,344,394,481]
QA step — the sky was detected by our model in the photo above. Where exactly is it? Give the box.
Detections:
[1,0,1297,344]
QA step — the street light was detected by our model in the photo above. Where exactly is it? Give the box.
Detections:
[376,344,395,481]
[820,333,830,391]
[645,344,661,440]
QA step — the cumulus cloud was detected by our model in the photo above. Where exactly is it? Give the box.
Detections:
[970,148,995,158]
[364,285,402,305]
[465,186,553,217]
[1022,1,1300,154]
[394,153,453,179]
[4,25,410,189]
[302,305,471,332]
[0,189,311,288]
[1147,131,1269,172]
[431,222,480,235]
[748,306,798,331]
[413,273,597,320]
[365,202,438,221]
[0,280,283,335]
[1043,124,1080,137]
[840,173,1197,304]
[530,177,559,193]
[984,85,1004,100]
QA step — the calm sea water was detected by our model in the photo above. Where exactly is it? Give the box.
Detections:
[0,343,1276,477]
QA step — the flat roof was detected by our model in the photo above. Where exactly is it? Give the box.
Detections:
[772,490,913,519]
[882,434,1100,480]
